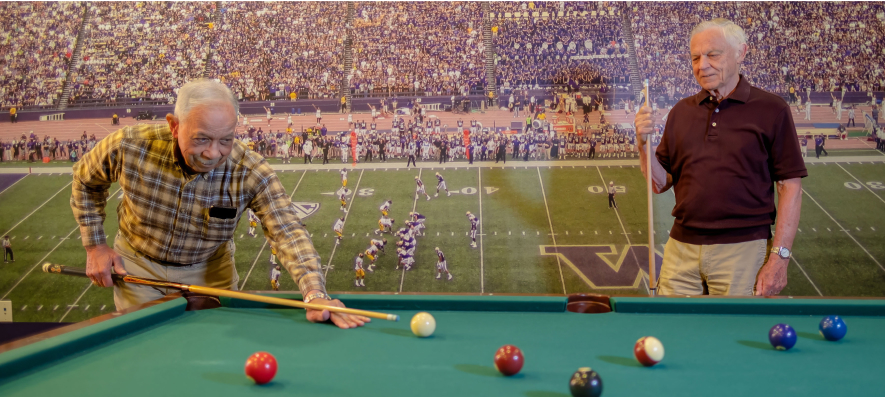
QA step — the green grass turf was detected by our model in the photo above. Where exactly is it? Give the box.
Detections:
[3,161,885,323]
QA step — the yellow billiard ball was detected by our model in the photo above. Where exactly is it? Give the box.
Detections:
[410,312,436,337]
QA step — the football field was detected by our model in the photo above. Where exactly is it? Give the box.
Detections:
[1,158,885,323]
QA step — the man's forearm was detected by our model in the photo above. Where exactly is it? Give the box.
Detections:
[638,143,672,193]
[772,178,803,250]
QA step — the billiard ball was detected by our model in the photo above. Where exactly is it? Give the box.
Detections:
[633,336,664,367]
[569,367,603,397]
[493,345,524,376]
[245,352,277,384]
[410,312,436,337]
[769,323,797,350]
[819,315,847,341]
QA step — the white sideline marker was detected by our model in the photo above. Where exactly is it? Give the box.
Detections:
[872,227,877,231]
[24,236,28,240]
[827,228,832,232]
[84,305,90,311]
[813,228,817,232]
[38,236,42,240]
[53,305,59,311]
[100,305,106,311]
[37,305,42,311]
[20,305,26,311]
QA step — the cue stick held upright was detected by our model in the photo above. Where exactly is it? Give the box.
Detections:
[42,263,399,321]
[643,79,656,296]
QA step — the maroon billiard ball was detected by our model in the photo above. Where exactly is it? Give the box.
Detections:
[494,345,524,376]
[245,352,278,384]
[633,337,664,367]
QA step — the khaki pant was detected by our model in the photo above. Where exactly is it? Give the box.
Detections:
[113,235,239,310]
[657,238,770,296]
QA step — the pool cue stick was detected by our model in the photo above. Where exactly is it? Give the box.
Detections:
[643,79,656,296]
[42,263,399,321]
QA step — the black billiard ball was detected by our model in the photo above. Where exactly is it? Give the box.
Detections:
[569,367,602,397]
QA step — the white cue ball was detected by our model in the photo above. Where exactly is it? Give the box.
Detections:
[410,312,436,337]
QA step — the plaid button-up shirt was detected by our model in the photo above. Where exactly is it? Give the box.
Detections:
[71,124,326,295]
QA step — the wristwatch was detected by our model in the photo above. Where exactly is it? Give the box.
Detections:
[303,291,331,304]
[771,246,791,259]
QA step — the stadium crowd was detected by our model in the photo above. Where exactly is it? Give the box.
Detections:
[210,1,345,101]
[493,3,630,90]
[0,2,82,108]
[350,2,485,96]
[3,1,884,112]
[68,1,216,105]
[632,1,885,103]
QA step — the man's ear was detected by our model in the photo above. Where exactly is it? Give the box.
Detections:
[166,114,179,139]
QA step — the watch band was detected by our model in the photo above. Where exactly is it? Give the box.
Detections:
[303,291,331,304]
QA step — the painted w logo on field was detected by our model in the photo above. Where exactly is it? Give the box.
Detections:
[540,245,663,289]
[291,202,321,220]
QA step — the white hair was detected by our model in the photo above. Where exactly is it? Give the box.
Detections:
[174,79,239,122]
[689,18,748,51]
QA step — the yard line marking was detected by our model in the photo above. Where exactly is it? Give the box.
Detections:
[451,232,454,236]
[352,233,355,237]
[477,167,485,293]
[836,163,885,205]
[596,166,649,293]
[324,233,327,237]
[437,232,440,236]
[242,171,306,288]
[595,231,598,235]
[400,169,424,293]
[100,305,106,311]
[857,227,862,231]
[565,231,569,235]
[812,228,817,232]
[37,236,42,240]
[1,181,72,238]
[522,231,525,235]
[23,236,28,239]
[803,189,885,273]
[638,230,642,235]
[53,305,58,311]
[791,256,823,296]
[580,231,583,235]
[0,174,27,196]
[240,234,244,239]
[495,231,497,235]
[84,305,90,311]
[60,282,93,322]
[827,227,831,232]
[366,233,370,237]
[797,228,801,233]
[609,231,612,235]
[20,305,26,311]
[537,167,566,294]
[51,236,55,239]
[536,231,539,236]
[872,227,877,231]
[37,305,42,311]
[325,169,365,278]
[1,187,124,299]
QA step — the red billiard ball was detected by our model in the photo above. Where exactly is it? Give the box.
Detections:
[494,345,524,376]
[633,337,664,367]
[245,352,277,384]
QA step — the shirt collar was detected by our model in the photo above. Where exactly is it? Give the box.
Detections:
[695,74,751,106]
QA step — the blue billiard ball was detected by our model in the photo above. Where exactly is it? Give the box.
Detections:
[819,315,847,341]
[769,324,797,350]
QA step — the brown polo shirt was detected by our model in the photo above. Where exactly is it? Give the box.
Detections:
[656,76,807,245]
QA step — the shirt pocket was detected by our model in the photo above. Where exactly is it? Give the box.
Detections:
[201,214,239,242]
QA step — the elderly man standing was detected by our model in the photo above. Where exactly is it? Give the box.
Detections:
[635,19,806,297]
[71,79,368,329]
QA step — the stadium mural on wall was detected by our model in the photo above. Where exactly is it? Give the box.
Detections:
[291,202,320,220]
[540,245,663,289]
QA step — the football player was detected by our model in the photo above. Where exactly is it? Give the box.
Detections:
[354,253,366,287]
[338,188,348,213]
[333,217,345,245]
[435,172,450,197]
[379,199,392,217]
[376,216,395,235]
[247,209,259,237]
[340,168,348,188]
[415,176,431,201]
[370,238,388,254]
[434,247,453,280]
[364,243,380,272]
[397,247,415,271]
[270,265,281,291]
[466,211,478,248]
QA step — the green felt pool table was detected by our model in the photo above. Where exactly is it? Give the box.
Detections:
[1,293,884,397]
